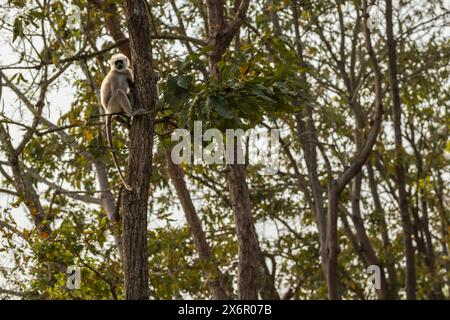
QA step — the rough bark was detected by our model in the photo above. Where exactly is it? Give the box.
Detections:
[385,0,416,300]
[122,0,158,300]
[226,159,260,299]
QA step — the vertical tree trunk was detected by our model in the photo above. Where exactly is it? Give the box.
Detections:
[385,0,416,299]
[165,149,229,299]
[367,162,399,298]
[408,124,442,298]
[326,180,339,300]
[204,0,267,299]
[122,0,158,300]
[324,1,385,299]
[349,95,389,299]
[350,172,389,299]
[226,159,261,299]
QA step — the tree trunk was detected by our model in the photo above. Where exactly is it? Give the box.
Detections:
[204,0,266,299]
[226,160,261,299]
[408,124,442,298]
[324,1,385,299]
[350,172,389,299]
[122,0,158,300]
[349,94,389,299]
[385,0,416,299]
[326,180,339,300]
[165,149,229,299]
[367,162,399,298]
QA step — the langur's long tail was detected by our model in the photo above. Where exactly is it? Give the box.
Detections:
[106,115,133,191]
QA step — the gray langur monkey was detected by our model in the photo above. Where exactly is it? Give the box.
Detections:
[100,53,134,191]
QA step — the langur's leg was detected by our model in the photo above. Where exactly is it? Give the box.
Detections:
[112,89,148,117]
[106,91,122,114]
[115,89,133,117]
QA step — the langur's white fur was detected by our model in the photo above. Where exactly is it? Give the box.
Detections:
[100,53,134,191]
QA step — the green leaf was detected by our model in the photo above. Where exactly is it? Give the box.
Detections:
[13,17,24,42]
[29,10,46,20]
[207,95,234,119]
[177,75,193,89]
[250,84,276,103]
[164,76,189,112]
[10,0,26,8]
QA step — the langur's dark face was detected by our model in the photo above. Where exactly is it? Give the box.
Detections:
[115,59,124,70]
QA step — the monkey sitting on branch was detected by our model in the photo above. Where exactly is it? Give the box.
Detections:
[100,53,137,191]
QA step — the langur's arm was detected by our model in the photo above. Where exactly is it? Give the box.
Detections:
[100,81,112,110]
